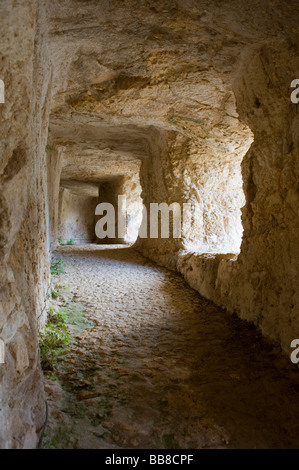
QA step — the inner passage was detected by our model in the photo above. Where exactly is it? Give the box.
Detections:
[57,127,253,253]
[58,174,143,245]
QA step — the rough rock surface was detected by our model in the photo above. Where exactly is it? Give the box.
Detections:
[0,0,50,448]
[58,188,98,244]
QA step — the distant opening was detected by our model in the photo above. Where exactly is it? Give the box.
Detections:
[58,180,99,244]
[58,172,143,246]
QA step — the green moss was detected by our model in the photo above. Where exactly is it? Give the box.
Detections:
[50,259,65,276]
[39,321,71,371]
[42,431,68,449]
[64,301,94,332]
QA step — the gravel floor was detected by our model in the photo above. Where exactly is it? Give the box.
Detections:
[43,245,299,449]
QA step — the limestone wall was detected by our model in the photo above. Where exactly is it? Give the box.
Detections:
[47,146,63,249]
[135,37,299,357]
[119,175,143,244]
[174,41,299,356]
[136,120,251,266]
[58,188,98,244]
[0,0,51,448]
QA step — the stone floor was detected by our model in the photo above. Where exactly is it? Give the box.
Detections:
[42,245,299,449]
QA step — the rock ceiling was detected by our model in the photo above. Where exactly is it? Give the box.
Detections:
[46,0,299,186]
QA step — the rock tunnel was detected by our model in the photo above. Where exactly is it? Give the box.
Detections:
[0,0,299,449]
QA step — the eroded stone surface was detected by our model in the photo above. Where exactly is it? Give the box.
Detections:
[0,0,50,448]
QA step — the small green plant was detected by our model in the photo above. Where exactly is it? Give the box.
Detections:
[48,306,68,324]
[50,259,65,276]
[56,310,68,323]
[48,372,58,381]
[51,288,60,298]
[64,301,94,332]
[39,321,70,370]
[51,283,70,299]
[58,237,75,246]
